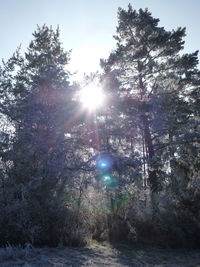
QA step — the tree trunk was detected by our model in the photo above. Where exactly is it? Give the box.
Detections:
[139,73,159,216]
[142,114,158,192]
[142,113,159,217]
[168,129,178,194]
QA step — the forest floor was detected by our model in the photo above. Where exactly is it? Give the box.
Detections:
[0,241,200,267]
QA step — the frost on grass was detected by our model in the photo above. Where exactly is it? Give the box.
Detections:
[0,242,200,267]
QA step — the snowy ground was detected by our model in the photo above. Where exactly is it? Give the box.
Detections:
[0,242,200,266]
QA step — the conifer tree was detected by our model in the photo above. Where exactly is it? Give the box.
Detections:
[0,25,80,245]
[101,4,200,215]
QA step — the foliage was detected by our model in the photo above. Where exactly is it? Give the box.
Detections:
[100,4,200,245]
[0,6,199,248]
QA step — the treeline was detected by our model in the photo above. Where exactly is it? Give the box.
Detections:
[0,5,199,248]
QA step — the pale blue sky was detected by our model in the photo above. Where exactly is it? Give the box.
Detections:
[0,0,199,78]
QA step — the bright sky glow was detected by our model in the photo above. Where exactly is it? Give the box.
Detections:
[80,83,105,111]
[0,0,199,80]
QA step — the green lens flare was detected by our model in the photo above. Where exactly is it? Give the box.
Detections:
[102,174,114,186]
[103,175,111,181]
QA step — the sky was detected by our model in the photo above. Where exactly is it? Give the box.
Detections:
[0,0,200,80]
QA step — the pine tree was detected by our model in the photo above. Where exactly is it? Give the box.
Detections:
[101,4,200,216]
[0,25,81,245]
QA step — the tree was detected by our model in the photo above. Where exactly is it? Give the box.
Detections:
[101,4,200,217]
[0,25,87,246]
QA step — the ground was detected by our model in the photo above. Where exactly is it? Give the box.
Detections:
[0,242,200,267]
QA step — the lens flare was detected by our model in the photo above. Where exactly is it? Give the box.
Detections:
[102,174,113,186]
[103,175,111,181]
[98,160,108,169]
[96,154,113,171]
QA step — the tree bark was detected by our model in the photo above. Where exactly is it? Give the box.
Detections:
[142,114,158,192]
[141,113,159,217]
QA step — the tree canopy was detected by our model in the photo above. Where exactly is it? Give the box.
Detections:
[0,6,200,248]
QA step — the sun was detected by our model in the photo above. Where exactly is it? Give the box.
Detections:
[80,83,105,111]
